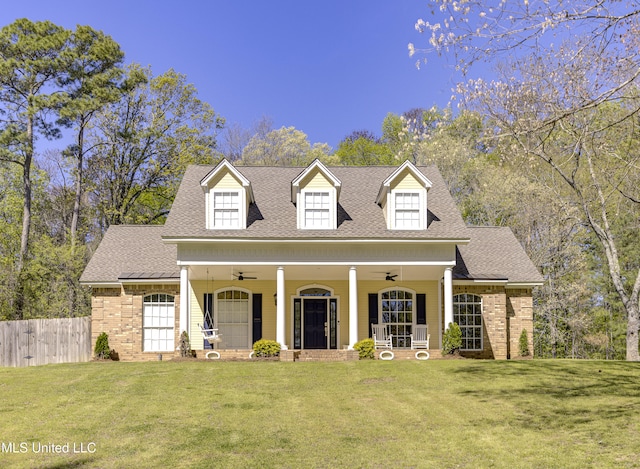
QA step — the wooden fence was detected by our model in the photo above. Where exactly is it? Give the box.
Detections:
[0,317,91,367]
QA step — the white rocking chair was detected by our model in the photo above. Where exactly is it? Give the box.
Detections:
[410,325,430,350]
[372,324,393,350]
[199,324,222,348]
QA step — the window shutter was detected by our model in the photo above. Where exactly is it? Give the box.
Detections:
[252,293,262,344]
[203,293,213,349]
[417,294,426,325]
[368,293,378,337]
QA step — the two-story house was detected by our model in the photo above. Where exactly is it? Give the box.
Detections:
[80,159,543,360]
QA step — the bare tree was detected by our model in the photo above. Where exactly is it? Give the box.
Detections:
[411,1,640,360]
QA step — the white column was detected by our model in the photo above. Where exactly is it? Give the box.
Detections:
[444,267,453,329]
[179,266,189,334]
[348,266,358,349]
[276,266,287,349]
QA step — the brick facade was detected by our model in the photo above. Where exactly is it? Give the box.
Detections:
[92,283,535,361]
[91,284,181,361]
[450,285,534,359]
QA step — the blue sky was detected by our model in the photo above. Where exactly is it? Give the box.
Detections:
[1,1,456,150]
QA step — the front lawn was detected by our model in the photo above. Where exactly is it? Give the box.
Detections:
[0,360,638,468]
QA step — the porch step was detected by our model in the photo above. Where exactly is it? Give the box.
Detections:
[193,348,442,361]
[284,349,360,362]
[281,349,442,361]
[375,349,442,360]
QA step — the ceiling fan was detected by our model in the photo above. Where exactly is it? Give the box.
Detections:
[234,272,257,281]
[385,273,398,282]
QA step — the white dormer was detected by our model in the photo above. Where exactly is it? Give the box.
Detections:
[291,159,341,230]
[201,159,254,230]
[376,160,432,230]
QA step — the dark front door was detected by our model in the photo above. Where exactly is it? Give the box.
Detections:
[304,299,327,349]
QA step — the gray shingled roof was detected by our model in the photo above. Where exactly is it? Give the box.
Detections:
[80,226,178,284]
[162,165,470,240]
[81,166,543,285]
[454,227,544,284]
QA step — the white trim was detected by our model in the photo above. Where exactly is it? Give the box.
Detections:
[453,293,484,352]
[438,278,443,349]
[142,293,176,353]
[209,189,246,230]
[178,260,457,267]
[296,284,335,296]
[453,280,543,287]
[298,188,337,230]
[213,286,253,349]
[179,267,189,335]
[200,159,254,202]
[119,278,180,285]
[348,267,358,349]
[444,267,453,329]
[276,266,286,349]
[291,158,341,203]
[390,189,426,230]
[375,160,433,205]
[415,350,430,360]
[164,237,471,245]
[290,290,341,351]
[80,281,122,287]
[453,279,508,285]
[379,350,394,360]
[378,286,417,348]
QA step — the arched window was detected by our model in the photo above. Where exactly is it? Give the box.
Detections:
[453,293,483,351]
[298,286,333,297]
[143,294,175,352]
[216,288,250,349]
[379,288,415,348]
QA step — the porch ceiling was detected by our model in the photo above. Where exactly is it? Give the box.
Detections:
[188,264,447,282]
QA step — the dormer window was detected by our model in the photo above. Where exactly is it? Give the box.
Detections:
[376,160,432,231]
[292,159,341,230]
[212,190,240,228]
[201,160,254,230]
[303,191,331,229]
[393,191,422,229]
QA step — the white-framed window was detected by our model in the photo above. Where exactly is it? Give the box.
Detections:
[379,288,414,348]
[304,191,330,228]
[453,293,483,351]
[216,288,250,348]
[212,191,240,229]
[393,191,422,229]
[143,294,175,352]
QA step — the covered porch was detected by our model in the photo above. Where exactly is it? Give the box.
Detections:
[179,262,455,356]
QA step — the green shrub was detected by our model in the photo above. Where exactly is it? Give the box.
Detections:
[94,332,111,360]
[519,329,530,357]
[442,322,462,355]
[253,339,281,357]
[179,331,193,357]
[353,338,375,359]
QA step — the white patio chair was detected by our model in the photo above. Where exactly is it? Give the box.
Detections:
[372,324,392,350]
[410,325,430,350]
[199,324,222,348]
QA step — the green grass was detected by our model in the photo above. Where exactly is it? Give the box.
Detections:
[0,360,639,468]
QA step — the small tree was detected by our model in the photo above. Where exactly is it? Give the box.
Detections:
[179,331,192,357]
[519,329,530,357]
[252,339,281,357]
[442,322,462,355]
[94,332,111,360]
[353,338,375,360]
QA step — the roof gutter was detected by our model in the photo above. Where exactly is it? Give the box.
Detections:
[162,237,471,245]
